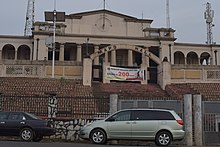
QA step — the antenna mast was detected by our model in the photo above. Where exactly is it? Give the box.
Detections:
[166,0,170,28]
[103,0,106,10]
[24,0,35,36]
[204,2,214,45]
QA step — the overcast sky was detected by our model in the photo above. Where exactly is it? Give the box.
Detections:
[0,0,219,44]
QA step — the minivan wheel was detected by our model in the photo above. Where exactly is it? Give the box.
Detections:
[90,129,107,144]
[20,128,34,141]
[155,131,172,146]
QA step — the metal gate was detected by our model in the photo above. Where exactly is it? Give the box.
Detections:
[203,101,220,145]
[118,99,183,117]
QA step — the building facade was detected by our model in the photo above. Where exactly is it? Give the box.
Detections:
[0,9,220,89]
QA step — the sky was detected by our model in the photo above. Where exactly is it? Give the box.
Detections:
[0,0,219,44]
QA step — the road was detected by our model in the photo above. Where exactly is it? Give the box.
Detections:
[0,140,216,147]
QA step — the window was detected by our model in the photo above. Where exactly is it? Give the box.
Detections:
[131,110,152,120]
[8,113,25,120]
[0,112,9,120]
[131,110,175,121]
[107,110,130,121]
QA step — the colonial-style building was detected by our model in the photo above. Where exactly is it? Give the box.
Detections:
[0,9,220,89]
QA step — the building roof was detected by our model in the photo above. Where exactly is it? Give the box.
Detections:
[66,9,153,23]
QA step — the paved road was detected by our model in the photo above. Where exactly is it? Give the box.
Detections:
[0,140,217,147]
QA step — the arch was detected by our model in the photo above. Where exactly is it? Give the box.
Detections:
[90,44,161,65]
[186,51,199,65]
[2,44,15,60]
[17,45,31,60]
[200,52,210,65]
[174,51,185,64]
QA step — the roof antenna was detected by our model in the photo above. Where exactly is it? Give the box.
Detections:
[103,0,106,10]
[166,0,171,28]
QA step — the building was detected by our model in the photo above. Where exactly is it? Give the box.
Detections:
[0,9,220,89]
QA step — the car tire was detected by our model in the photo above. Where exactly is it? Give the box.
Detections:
[155,131,172,146]
[20,127,34,141]
[33,136,43,142]
[90,129,107,144]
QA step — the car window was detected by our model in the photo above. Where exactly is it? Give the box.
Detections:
[8,113,26,120]
[108,110,131,121]
[151,111,175,120]
[24,112,41,120]
[131,110,152,120]
[131,110,175,121]
[0,112,9,120]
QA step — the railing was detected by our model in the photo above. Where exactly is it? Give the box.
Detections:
[0,95,109,119]
[171,65,220,83]
[0,60,83,79]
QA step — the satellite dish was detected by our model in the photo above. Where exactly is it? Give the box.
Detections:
[206,17,213,23]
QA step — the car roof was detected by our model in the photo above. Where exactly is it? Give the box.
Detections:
[119,108,174,112]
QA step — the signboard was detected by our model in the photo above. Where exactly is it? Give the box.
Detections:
[105,66,144,81]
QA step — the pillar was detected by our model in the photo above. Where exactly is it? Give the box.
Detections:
[104,51,108,64]
[194,94,203,146]
[110,94,118,114]
[94,45,99,65]
[94,45,100,78]
[111,50,116,66]
[103,62,110,84]
[15,50,17,60]
[0,50,2,60]
[141,64,147,84]
[83,58,92,86]
[59,43,64,61]
[48,93,57,119]
[128,50,133,66]
[76,44,82,62]
[184,94,193,146]
[0,93,2,111]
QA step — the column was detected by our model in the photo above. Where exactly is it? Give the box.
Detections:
[184,94,193,146]
[76,44,82,62]
[83,58,92,86]
[110,94,118,114]
[111,50,116,66]
[94,45,100,78]
[128,50,133,66]
[104,51,108,64]
[15,50,17,60]
[193,94,203,146]
[59,43,64,61]
[0,50,2,60]
[94,45,99,65]
[146,48,149,67]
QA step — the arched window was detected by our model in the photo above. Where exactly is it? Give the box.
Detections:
[174,51,185,64]
[2,44,15,60]
[17,45,31,60]
[200,52,210,65]
[186,52,199,65]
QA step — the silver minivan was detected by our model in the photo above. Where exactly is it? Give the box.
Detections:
[80,109,185,146]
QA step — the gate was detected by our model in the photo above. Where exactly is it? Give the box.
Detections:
[118,99,183,118]
[203,101,220,145]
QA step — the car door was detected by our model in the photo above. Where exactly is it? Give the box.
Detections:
[106,110,132,139]
[0,112,10,135]
[6,112,27,135]
[131,110,159,139]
